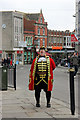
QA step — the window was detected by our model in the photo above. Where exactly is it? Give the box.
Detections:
[41,17,42,23]
[43,39,45,46]
[31,37,32,45]
[38,28,40,35]
[27,37,33,45]
[26,37,27,44]
[27,37,29,45]
[43,28,45,35]
[37,39,40,46]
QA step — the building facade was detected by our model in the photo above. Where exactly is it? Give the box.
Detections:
[0,10,75,65]
[47,30,75,60]
[75,0,80,52]
[0,11,24,65]
[23,9,48,64]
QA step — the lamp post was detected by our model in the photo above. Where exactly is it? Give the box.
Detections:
[65,48,67,59]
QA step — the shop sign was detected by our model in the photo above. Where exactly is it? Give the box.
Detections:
[17,51,23,54]
[0,51,2,53]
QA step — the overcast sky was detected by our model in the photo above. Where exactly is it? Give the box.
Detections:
[0,0,76,31]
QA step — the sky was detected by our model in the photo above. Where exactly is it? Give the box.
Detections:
[0,0,76,32]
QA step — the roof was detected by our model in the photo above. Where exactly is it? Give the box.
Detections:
[25,13,40,21]
[24,18,35,31]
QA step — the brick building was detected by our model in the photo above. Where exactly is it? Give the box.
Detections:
[23,9,48,64]
[47,30,75,60]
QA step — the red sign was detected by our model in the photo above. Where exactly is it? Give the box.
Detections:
[0,51,2,53]
[17,51,23,54]
[52,46,63,50]
[71,34,78,42]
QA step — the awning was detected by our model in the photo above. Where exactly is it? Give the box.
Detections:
[49,50,74,53]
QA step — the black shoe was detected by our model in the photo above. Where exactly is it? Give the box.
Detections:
[36,103,40,107]
[47,103,51,108]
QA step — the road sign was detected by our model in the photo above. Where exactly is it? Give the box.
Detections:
[71,34,78,42]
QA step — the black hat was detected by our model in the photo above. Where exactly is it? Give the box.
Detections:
[39,46,45,51]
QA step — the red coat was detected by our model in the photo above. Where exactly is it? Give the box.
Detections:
[29,56,56,91]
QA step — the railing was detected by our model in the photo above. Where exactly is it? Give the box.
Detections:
[0,64,16,90]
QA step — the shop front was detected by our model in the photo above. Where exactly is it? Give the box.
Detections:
[16,51,23,65]
[24,47,36,64]
[6,52,15,65]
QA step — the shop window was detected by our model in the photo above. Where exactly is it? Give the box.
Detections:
[24,52,27,61]
[28,52,30,62]
[17,54,22,64]
[37,39,40,46]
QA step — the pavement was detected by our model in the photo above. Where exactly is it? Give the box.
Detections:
[0,87,78,119]
[0,64,79,119]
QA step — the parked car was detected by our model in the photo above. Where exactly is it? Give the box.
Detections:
[60,59,68,67]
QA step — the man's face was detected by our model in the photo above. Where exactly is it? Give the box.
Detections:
[74,52,76,56]
[39,49,45,56]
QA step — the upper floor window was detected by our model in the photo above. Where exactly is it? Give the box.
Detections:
[38,28,40,35]
[26,36,33,45]
[41,17,42,23]
[43,28,45,35]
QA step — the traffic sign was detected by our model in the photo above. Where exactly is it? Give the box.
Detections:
[71,34,78,42]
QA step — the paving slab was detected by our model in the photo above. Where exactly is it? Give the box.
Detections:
[1,89,78,119]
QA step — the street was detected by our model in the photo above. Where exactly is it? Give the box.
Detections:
[1,64,79,119]
[16,65,78,108]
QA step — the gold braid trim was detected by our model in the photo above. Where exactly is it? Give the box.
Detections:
[32,56,38,80]
[46,56,51,90]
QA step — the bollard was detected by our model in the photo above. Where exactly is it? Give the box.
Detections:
[14,64,16,90]
[69,67,75,115]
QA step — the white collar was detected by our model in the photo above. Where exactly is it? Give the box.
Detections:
[38,57,46,62]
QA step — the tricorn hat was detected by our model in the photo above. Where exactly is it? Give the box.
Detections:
[39,46,45,51]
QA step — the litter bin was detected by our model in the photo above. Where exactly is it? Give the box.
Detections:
[2,65,7,90]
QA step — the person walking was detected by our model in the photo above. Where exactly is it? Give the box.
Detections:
[67,55,71,68]
[70,52,79,77]
[29,46,56,108]
[7,57,10,67]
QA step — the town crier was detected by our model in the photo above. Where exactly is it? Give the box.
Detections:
[29,46,56,108]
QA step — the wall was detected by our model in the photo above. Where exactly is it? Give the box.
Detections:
[0,12,2,50]
[2,12,13,50]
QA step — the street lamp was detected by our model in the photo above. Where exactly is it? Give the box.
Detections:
[65,48,67,59]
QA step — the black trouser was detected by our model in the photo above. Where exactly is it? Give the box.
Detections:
[35,89,51,104]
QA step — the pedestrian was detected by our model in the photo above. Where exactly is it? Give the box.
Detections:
[70,52,79,77]
[7,57,10,67]
[1,58,4,66]
[67,55,71,68]
[29,46,56,108]
[10,59,12,66]
[3,58,7,66]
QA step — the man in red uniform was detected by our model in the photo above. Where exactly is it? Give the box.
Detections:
[29,46,56,108]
